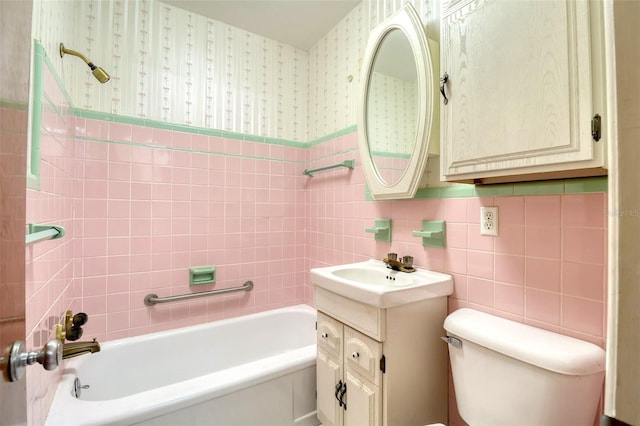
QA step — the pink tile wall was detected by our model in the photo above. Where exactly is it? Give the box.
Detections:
[25,65,76,426]
[30,103,606,425]
[306,131,608,426]
[73,120,308,341]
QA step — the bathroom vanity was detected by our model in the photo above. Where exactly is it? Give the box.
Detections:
[311,260,453,426]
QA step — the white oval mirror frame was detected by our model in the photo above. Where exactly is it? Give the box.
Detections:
[358,4,439,200]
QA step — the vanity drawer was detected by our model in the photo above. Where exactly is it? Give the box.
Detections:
[315,286,386,341]
[317,311,343,360]
[344,326,382,386]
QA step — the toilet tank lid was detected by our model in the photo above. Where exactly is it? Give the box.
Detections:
[443,308,605,375]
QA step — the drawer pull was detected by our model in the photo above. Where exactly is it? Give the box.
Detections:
[352,352,359,359]
[321,332,328,339]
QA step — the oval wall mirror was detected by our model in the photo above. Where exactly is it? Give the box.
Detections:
[358,4,439,200]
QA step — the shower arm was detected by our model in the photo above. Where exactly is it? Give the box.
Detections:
[59,43,110,83]
[60,44,92,67]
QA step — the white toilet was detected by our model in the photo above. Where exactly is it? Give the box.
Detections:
[430,308,606,426]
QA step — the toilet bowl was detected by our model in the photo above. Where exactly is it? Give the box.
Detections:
[438,308,605,426]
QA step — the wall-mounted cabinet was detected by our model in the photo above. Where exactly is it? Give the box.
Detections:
[440,0,609,184]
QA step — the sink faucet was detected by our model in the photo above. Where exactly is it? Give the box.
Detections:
[383,253,415,272]
[62,338,101,359]
[383,253,403,271]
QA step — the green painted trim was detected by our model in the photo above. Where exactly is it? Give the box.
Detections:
[73,108,308,147]
[243,133,267,143]
[373,176,608,201]
[73,108,113,122]
[438,185,477,198]
[416,178,608,200]
[113,115,144,126]
[197,127,223,137]
[76,135,307,164]
[512,180,567,196]
[308,124,358,146]
[472,184,514,198]
[564,176,608,193]
[27,41,44,190]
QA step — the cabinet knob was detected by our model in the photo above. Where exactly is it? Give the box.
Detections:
[321,332,328,339]
[352,352,360,359]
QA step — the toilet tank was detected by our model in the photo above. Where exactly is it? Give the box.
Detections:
[444,309,605,426]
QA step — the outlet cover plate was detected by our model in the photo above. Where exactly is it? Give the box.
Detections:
[480,206,499,236]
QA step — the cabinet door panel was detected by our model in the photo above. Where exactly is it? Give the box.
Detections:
[441,0,599,180]
[344,369,380,426]
[318,311,343,360]
[317,349,343,426]
[344,326,382,386]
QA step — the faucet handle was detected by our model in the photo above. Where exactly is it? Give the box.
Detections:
[6,339,62,382]
[72,312,88,326]
[65,326,83,341]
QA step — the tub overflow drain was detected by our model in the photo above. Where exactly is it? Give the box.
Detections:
[73,377,90,398]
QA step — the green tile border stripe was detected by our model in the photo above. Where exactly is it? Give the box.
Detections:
[307,124,358,146]
[406,177,608,200]
[76,135,307,164]
[73,108,309,148]
[369,177,607,200]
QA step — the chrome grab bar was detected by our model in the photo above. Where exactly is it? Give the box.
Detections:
[303,159,355,176]
[144,280,254,306]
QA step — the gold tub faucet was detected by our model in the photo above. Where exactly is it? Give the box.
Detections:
[62,338,101,359]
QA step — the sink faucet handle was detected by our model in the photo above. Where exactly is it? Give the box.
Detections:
[402,256,413,269]
[387,253,397,261]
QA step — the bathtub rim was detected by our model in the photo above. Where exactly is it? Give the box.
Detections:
[45,304,317,426]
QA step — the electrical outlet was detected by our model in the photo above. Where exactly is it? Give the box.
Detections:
[480,206,499,236]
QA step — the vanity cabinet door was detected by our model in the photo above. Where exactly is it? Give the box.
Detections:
[440,0,606,183]
[317,348,344,426]
[344,369,381,426]
[343,326,382,386]
[318,311,343,360]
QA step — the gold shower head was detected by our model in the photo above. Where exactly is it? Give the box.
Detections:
[59,43,110,84]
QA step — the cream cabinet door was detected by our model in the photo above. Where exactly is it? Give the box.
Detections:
[317,349,344,426]
[440,0,606,183]
[344,369,381,426]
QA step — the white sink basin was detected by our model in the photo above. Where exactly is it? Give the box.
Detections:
[310,259,453,308]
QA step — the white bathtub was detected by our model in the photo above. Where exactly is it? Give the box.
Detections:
[45,305,319,426]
